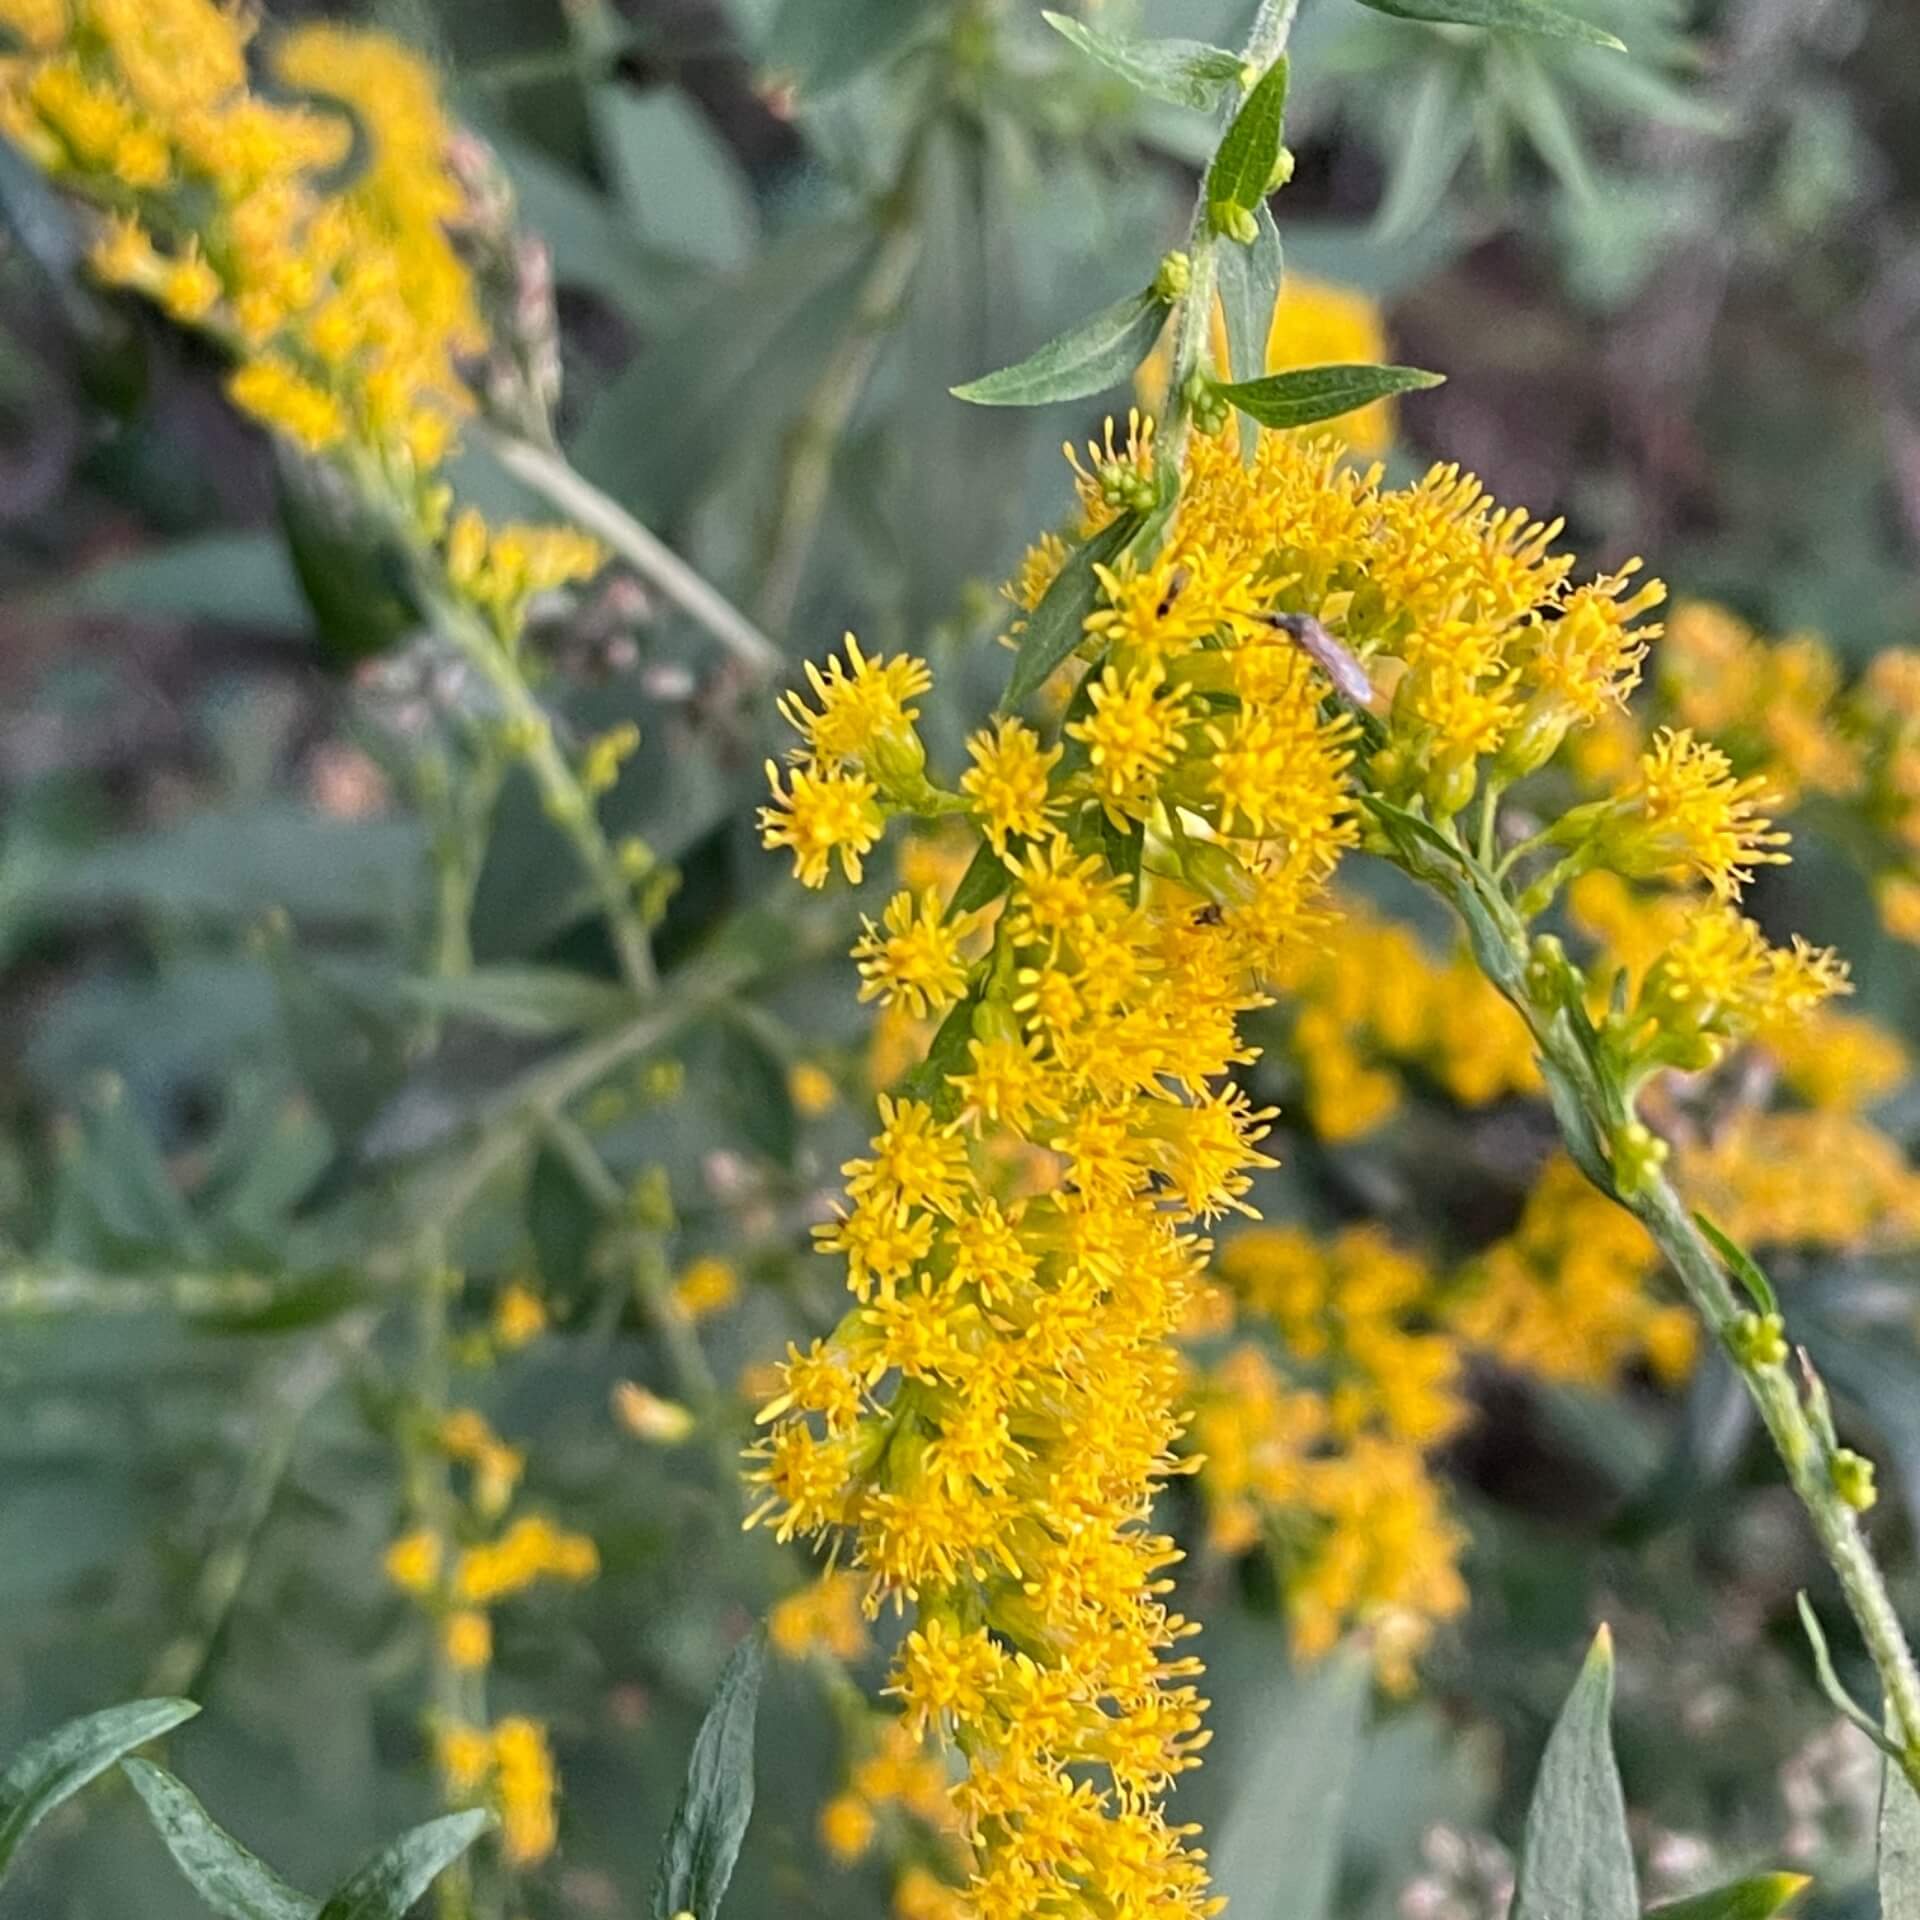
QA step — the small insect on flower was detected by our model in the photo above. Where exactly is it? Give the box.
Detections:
[1258,610,1376,709]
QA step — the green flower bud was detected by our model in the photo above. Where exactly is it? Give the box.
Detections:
[1494,696,1573,783]
[627,1164,676,1231]
[1611,1119,1669,1197]
[1426,756,1480,821]
[1267,146,1295,194]
[1524,934,1577,1015]
[1730,1310,1788,1371]
[1213,202,1261,246]
[1154,250,1192,300]
[1832,1447,1878,1513]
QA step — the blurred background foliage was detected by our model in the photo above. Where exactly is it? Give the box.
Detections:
[3,0,1920,1916]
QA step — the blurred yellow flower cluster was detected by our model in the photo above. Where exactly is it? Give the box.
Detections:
[0,0,604,639]
[1188,1226,1469,1691]
[1266,891,1538,1137]
[377,1277,594,1874]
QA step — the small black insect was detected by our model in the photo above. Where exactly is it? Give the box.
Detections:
[1155,566,1192,621]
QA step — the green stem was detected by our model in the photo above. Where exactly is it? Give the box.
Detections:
[1157,0,1304,473]
[482,428,781,680]
[539,1111,719,1408]
[754,167,927,633]
[420,583,658,997]
[1406,828,1920,1789]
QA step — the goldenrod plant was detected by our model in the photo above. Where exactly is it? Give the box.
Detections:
[4,1,1920,1918]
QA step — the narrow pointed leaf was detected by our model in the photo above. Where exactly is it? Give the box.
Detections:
[1218,362,1442,430]
[1647,1875,1811,1920]
[1512,1627,1637,1920]
[948,843,1013,916]
[0,1697,199,1880]
[122,1760,318,1920]
[1207,56,1291,228]
[1041,13,1245,110]
[1349,0,1626,50]
[1693,1213,1778,1316]
[1881,1754,1920,1916]
[953,288,1170,407]
[1796,1593,1906,1762]
[1001,512,1140,710]
[315,1810,491,1920]
[649,1632,766,1920]
[1212,1647,1370,1920]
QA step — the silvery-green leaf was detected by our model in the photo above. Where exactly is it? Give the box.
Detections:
[1216,202,1284,454]
[1041,13,1245,111]
[1512,1627,1637,1920]
[1212,1648,1369,1920]
[315,1811,492,1920]
[0,1697,199,1880]
[1207,56,1291,229]
[648,1633,765,1920]
[1351,0,1626,49]
[1001,514,1140,710]
[123,1759,318,1920]
[953,288,1170,407]
[1217,362,1442,429]
[1881,1754,1920,1918]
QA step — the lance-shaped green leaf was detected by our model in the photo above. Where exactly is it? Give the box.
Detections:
[123,1760,318,1920]
[1207,56,1291,237]
[1349,0,1626,51]
[1217,362,1443,430]
[1647,1875,1811,1920]
[1001,513,1140,710]
[1693,1213,1779,1317]
[0,1697,199,1881]
[315,1810,492,1920]
[1881,1752,1920,1917]
[953,288,1170,408]
[1212,1646,1370,1920]
[648,1632,765,1920]
[1796,1593,1907,1763]
[1041,13,1245,110]
[1512,1626,1637,1920]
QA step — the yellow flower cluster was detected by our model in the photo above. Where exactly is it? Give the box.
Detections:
[1448,1154,1694,1387]
[1590,599,1920,952]
[0,1,474,462]
[380,1378,595,1871]
[1265,891,1537,1139]
[754,417,1858,1914]
[0,1,604,643]
[1189,1226,1469,1691]
[435,1715,558,1867]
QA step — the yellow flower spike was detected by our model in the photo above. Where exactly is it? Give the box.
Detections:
[434,1721,494,1797]
[383,1527,442,1597]
[671,1255,740,1322]
[788,1060,838,1116]
[443,1610,493,1672]
[492,1281,548,1349]
[1585,727,1791,899]
[959,716,1060,853]
[491,1717,558,1866]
